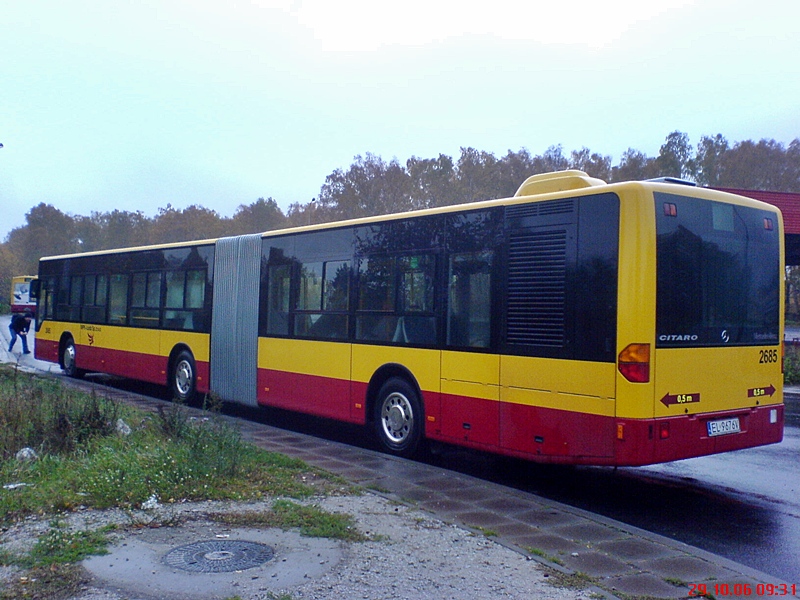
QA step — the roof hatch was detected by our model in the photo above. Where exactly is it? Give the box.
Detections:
[514,170,606,197]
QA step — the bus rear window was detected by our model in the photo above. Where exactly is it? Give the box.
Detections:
[655,192,780,348]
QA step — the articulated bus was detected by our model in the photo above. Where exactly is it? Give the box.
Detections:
[33,171,785,466]
[10,275,37,315]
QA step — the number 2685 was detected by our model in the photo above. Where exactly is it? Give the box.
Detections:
[759,349,778,364]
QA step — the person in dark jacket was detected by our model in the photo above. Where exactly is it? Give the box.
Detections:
[8,311,33,354]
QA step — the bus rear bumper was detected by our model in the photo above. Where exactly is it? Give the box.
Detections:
[614,404,785,466]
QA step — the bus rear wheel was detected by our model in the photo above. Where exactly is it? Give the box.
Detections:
[170,350,196,403]
[374,377,423,457]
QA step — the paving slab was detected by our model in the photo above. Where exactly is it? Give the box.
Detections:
[552,522,626,544]
[605,573,688,598]
[595,537,678,561]
[640,554,732,581]
[514,532,584,555]
[559,551,632,578]
[478,496,539,515]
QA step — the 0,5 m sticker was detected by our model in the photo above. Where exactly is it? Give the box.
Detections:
[660,392,700,407]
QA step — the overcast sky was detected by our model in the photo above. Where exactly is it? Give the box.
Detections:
[2,0,799,241]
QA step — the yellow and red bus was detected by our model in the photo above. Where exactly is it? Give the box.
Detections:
[33,171,785,466]
[10,275,37,315]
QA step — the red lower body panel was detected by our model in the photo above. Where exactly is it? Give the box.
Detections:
[257,368,356,424]
[35,338,60,364]
[255,368,784,466]
[34,340,210,395]
[427,397,616,464]
[499,402,615,459]
[614,405,785,466]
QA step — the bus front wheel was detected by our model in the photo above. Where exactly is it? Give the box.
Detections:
[61,337,83,379]
[374,377,423,457]
[170,350,196,403]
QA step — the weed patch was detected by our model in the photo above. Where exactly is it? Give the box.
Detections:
[0,366,118,459]
[25,521,112,568]
[0,563,89,600]
[209,499,369,542]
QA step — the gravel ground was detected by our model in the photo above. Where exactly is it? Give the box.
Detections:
[1,493,593,600]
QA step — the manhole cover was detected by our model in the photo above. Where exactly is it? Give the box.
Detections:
[163,540,275,573]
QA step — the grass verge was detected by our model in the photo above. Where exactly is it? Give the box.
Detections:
[0,365,359,598]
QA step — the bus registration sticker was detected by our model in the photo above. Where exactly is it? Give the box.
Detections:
[707,417,741,437]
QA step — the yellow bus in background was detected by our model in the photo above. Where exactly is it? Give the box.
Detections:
[34,171,785,466]
[10,275,37,316]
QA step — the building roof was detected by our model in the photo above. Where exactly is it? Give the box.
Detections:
[715,187,800,235]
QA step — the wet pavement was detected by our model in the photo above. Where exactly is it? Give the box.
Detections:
[231,417,798,599]
[2,317,798,599]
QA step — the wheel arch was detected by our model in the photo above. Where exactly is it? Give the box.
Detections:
[365,363,424,425]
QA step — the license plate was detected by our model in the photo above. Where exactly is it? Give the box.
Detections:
[707,417,741,437]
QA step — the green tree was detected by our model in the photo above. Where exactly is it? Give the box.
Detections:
[569,147,612,180]
[149,204,226,244]
[72,215,105,253]
[406,154,458,208]
[230,198,286,234]
[786,266,800,322]
[496,149,537,197]
[92,209,152,250]
[318,153,412,221]
[720,138,797,191]
[532,144,570,175]
[694,134,730,187]
[787,139,800,192]
[454,147,502,203]
[0,243,24,310]
[656,131,694,180]
[6,204,78,274]
[285,200,321,227]
[610,148,657,182]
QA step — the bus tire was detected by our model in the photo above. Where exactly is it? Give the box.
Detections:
[374,377,423,457]
[61,337,83,379]
[170,350,196,403]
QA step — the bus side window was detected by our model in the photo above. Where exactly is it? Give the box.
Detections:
[108,275,128,325]
[164,269,207,331]
[356,256,397,342]
[447,251,493,348]
[185,270,205,309]
[42,277,57,320]
[397,255,436,345]
[294,260,350,340]
[267,264,291,335]
[130,272,161,328]
[356,254,436,345]
[82,274,108,324]
[56,278,70,321]
[68,276,83,322]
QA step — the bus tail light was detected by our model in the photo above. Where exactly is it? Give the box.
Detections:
[659,421,670,439]
[618,343,650,383]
